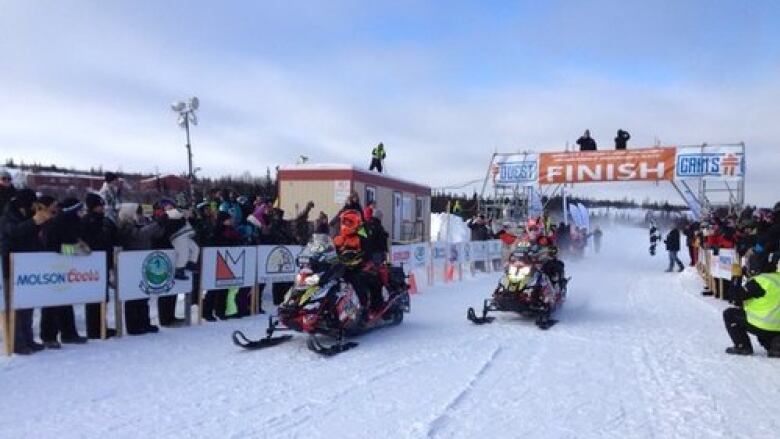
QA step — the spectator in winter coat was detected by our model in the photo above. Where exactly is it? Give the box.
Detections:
[202,211,248,321]
[40,197,88,348]
[0,189,52,354]
[576,129,597,151]
[314,211,330,235]
[684,222,699,266]
[116,203,164,335]
[467,214,491,241]
[294,201,315,245]
[81,193,118,339]
[614,129,630,150]
[592,226,603,253]
[664,225,684,272]
[0,169,15,215]
[365,209,389,264]
[159,202,200,281]
[98,172,123,225]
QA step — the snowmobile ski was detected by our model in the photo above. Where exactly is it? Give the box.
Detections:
[467,306,495,325]
[535,317,558,330]
[306,334,358,357]
[232,330,293,350]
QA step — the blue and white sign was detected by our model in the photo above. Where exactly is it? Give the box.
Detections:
[491,153,539,186]
[675,147,744,180]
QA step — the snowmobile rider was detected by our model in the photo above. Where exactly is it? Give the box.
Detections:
[723,253,780,357]
[332,209,384,313]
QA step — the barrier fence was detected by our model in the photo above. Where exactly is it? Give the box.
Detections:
[696,246,741,299]
[0,240,506,355]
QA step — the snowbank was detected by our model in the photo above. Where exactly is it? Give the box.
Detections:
[430,213,471,242]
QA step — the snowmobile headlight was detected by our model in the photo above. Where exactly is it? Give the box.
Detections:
[305,274,320,286]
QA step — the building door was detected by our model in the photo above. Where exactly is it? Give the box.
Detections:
[393,191,402,240]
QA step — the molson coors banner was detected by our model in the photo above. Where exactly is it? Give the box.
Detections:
[538,147,676,184]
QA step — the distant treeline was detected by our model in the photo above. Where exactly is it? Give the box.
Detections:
[431,191,686,217]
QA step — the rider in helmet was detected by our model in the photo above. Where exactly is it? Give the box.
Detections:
[723,253,780,357]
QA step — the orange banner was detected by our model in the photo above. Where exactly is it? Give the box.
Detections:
[538,147,676,184]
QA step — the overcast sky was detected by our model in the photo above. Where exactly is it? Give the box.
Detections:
[1,1,779,205]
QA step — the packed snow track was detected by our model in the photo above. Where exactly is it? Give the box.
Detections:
[1,226,778,438]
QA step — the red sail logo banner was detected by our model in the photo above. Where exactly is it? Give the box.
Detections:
[538,147,676,184]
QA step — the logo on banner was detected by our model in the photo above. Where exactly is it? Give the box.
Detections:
[492,161,538,185]
[449,245,459,262]
[16,269,100,288]
[216,249,246,287]
[265,246,296,274]
[139,251,175,295]
[393,249,411,263]
[676,153,744,178]
[414,246,426,264]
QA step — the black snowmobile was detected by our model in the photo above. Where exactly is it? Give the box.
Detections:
[467,246,568,330]
[232,235,411,356]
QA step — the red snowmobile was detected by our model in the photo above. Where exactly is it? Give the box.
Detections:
[467,245,567,329]
[232,235,411,356]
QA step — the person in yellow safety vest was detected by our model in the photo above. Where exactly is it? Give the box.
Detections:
[723,253,780,357]
[452,200,463,216]
[369,142,386,173]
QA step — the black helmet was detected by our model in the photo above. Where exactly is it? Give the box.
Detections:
[747,253,772,276]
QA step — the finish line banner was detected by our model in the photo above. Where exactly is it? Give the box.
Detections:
[538,148,676,184]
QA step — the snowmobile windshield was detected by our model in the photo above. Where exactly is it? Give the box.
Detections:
[298,234,337,269]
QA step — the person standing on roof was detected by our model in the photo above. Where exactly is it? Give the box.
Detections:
[369,142,386,173]
[614,129,631,150]
[576,130,597,151]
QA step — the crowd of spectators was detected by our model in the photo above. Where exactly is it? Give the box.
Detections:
[1,171,328,355]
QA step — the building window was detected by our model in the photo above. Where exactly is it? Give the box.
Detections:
[415,198,423,220]
[365,186,376,204]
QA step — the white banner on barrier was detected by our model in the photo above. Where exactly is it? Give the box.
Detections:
[461,242,472,263]
[11,252,107,309]
[200,246,258,290]
[711,249,736,279]
[257,245,303,282]
[116,250,193,301]
[432,243,447,260]
[391,245,412,267]
[487,240,503,259]
[410,243,429,269]
[448,243,462,263]
[470,242,488,261]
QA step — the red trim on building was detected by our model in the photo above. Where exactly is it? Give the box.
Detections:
[278,168,430,197]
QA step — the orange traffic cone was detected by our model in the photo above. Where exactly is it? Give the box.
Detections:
[446,264,455,282]
[408,272,418,294]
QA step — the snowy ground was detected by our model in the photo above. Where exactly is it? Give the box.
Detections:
[2,226,779,439]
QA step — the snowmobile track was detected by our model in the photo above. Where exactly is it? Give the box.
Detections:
[426,345,502,438]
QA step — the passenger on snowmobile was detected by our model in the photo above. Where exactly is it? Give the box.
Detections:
[333,209,385,312]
